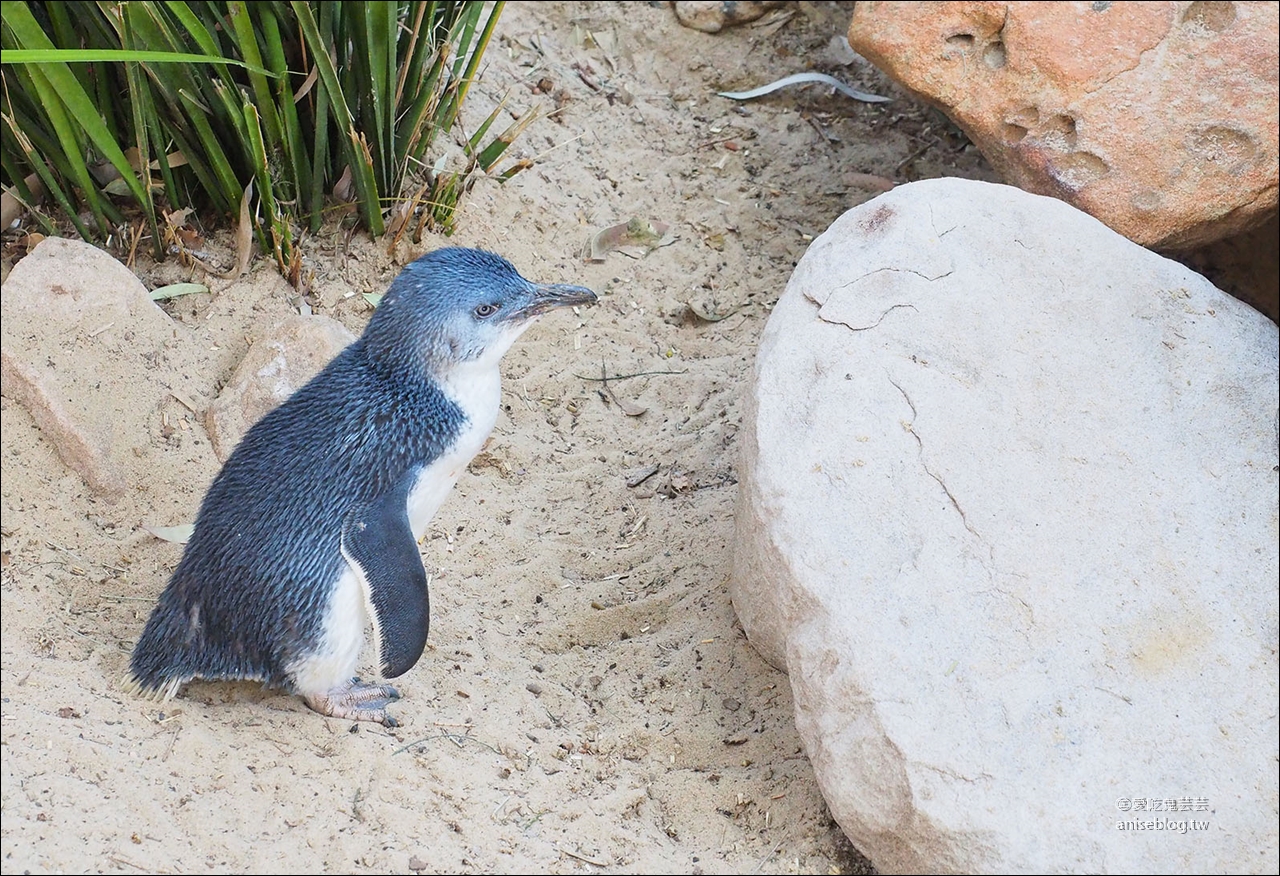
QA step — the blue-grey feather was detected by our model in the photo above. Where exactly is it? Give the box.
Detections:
[127,247,536,693]
[129,340,464,691]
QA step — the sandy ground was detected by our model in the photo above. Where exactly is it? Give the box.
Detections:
[1,3,999,872]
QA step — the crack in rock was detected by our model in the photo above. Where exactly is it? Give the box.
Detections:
[842,266,955,284]
[920,762,996,784]
[887,375,985,547]
[819,302,918,331]
[817,265,953,331]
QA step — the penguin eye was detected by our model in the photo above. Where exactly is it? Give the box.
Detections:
[473,303,500,319]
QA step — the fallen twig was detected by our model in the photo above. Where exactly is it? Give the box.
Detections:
[559,847,609,867]
[574,369,688,382]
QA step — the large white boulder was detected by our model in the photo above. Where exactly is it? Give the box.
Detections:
[731,178,1279,874]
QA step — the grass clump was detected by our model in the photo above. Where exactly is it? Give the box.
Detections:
[1,1,531,272]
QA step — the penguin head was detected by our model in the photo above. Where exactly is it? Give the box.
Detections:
[362,248,597,380]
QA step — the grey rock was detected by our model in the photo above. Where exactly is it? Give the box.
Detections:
[732,178,1279,873]
[205,315,355,461]
[1,238,184,499]
[673,1,788,34]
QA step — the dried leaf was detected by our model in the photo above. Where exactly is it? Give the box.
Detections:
[688,295,738,322]
[88,160,120,185]
[617,397,647,417]
[294,65,319,104]
[143,523,194,544]
[150,282,209,301]
[229,181,254,278]
[751,9,795,38]
[0,192,20,229]
[1,172,45,228]
[824,35,860,66]
[385,194,416,246]
[175,225,204,247]
[102,178,134,196]
[717,72,890,104]
[844,172,896,192]
[625,463,660,487]
[150,151,189,170]
[587,218,672,262]
[0,193,19,229]
[164,207,194,228]
[333,165,354,202]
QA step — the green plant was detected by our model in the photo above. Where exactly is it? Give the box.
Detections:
[1,1,531,272]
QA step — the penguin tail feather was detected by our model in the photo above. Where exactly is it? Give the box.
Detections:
[120,671,185,703]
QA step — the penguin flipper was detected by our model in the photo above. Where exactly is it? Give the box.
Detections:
[340,472,430,679]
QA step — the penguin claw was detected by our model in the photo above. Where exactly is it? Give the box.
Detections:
[349,678,400,701]
[303,681,402,726]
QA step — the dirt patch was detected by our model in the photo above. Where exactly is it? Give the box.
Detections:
[1,3,996,872]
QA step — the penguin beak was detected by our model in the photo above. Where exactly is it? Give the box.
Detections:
[515,283,598,321]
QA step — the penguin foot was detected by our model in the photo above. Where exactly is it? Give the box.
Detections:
[304,681,402,726]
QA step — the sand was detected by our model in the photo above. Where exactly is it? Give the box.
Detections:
[0,3,998,872]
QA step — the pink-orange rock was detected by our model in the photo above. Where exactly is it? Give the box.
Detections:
[849,1,1279,250]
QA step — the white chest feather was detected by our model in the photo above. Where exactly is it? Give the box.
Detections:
[295,333,529,693]
[295,374,496,694]
[406,362,502,539]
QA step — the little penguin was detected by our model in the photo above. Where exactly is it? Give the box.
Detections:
[127,247,596,725]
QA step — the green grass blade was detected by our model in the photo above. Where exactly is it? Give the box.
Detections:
[123,58,163,251]
[160,120,231,215]
[154,0,248,114]
[23,64,119,233]
[2,0,518,255]
[447,1,502,125]
[448,2,481,84]
[226,2,284,148]
[160,1,227,58]
[361,0,396,193]
[291,0,383,234]
[475,105,538,172]
[398,31,453,164]
[0,47,276,75]
[3,2,147,225]
[2,108,96,240]
[0,147,57,234]
[392,2,429,109]
[42,3,98,112]
[466,97,508,153]
[305,0,334,233]
[242,97,292,267]
[241,99,273,255]
[117,8,166,254]
[257,4,309,216]
[178,87,241,214]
